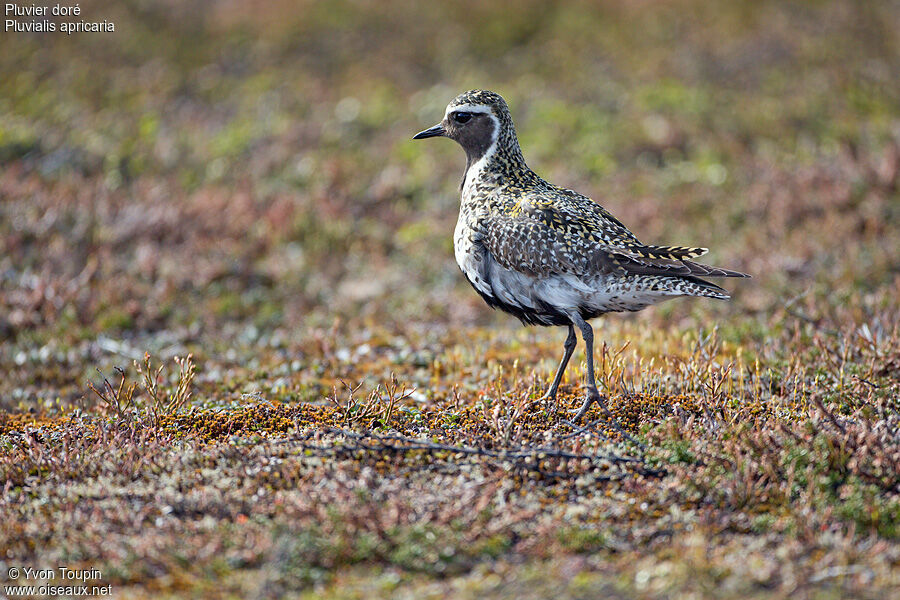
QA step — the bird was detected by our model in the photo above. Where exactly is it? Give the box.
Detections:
[413,90,748,422]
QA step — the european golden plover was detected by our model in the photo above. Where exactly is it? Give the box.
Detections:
[413,90,748,422]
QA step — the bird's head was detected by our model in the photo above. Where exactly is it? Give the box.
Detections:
[413,90,514,163]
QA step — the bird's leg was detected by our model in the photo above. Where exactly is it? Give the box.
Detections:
[538,325,577,404]
[569,313,606,423]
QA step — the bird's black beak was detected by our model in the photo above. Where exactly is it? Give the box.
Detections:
[412,124,445,140]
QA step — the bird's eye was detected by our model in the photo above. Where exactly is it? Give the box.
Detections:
[453,112,473,124]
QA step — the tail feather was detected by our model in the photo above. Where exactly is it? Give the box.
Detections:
[609,253,750,280]
[615,275,731,311]
[678,275,730,299]
[681,260,750,279]
[638,245,709,261]
[614,244,708,263]
[604,245,749,279]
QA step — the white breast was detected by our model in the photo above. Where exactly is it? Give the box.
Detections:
[453,212,493,297]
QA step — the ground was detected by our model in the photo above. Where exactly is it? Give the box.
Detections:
[1,1,898,598]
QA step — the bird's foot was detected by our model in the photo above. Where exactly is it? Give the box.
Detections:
[569,388,607,424]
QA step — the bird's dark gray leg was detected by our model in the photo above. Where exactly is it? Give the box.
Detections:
[569,312,606,423]
[538,325,576,403]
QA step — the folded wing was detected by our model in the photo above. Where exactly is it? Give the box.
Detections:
[480,194,749,280]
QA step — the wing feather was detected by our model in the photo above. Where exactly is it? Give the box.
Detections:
[479,193,749,279]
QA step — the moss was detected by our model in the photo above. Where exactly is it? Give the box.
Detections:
[556,527,607,554]
[96,309,135,332]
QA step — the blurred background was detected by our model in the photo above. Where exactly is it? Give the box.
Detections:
[1,0,898,409]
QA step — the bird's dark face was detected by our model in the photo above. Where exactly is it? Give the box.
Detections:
[413,99,500,163]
